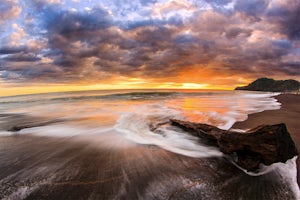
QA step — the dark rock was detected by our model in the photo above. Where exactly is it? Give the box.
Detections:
[7,119,64,132]
[235,77,300,92]
[170,119,298,171]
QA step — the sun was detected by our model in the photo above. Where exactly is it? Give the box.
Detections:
[181,83,208,89]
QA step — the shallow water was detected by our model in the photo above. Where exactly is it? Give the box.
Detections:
[0,89,298,199]
[0,90,281,159]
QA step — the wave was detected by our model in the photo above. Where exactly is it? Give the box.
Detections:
[0,90,298,198]
[113,106,300,198]
[0,91,181,105]
[114,111,223,158]
[0,90,282,159]
[0,90,280,104]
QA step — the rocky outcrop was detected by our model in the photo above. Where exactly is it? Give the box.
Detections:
[170,119,298,171]
[235,77,300,92]
[7,119,64,132]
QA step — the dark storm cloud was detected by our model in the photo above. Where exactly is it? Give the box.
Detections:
[2,53,41,62]
[123,16,184,30]
[267,2,300,40]
[0,0,299,84]
[139,0,158,5]
[42,6,114,40]
[0,46,27,54]
[205,0,232,6]
[234,0,269,16]
[224,27,252,39]
[281,62,300,75]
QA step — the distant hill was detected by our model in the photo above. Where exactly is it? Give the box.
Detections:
[235,78,300,92]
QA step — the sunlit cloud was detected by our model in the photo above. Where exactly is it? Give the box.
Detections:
[152,0,196,18]
[0,0,299,96]
[0,0,21,24]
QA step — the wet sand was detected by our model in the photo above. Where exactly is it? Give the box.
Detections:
[0,94,299,199]
[0,133,296,199]
[233,94,300,185]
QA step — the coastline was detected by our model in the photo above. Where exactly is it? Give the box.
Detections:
[0,93,299,199]
[0,134,296,199]
[232,94,300,185]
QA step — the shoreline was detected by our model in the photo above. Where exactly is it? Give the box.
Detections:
[0,93,299,199]
[0,134,297,199]
[232,94,300,185]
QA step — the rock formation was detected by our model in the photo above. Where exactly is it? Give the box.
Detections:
[235,77,300,92]
[170,119,298,171]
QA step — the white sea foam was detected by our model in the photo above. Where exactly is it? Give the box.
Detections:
[0,91,283,158]
[0,131,14,136]
[115,112,223,158]
[240,92,281,98]
[18,125,114,137]
[227,155,300,199]
[0,90,298,197]
[1,90,282,157]
[5,186,38,200]
[277,156,300,199]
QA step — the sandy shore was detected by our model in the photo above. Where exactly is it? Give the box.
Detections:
[0,136,296,199]
[0,94,299,199]
[233,94,300,185]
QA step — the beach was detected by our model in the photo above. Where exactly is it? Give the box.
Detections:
[0,133,296,199]
[233,94,300,185]
[1,0,299,198]
[0,91,298,199]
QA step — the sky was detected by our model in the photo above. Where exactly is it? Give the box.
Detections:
[0,0,300,96]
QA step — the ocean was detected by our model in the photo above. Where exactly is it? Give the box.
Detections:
[0,89,298,199]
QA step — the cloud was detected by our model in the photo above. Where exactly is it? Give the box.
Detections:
[152,0,196,17]
[234,0,269,17]
[266,1,300,40]
[42,6,114,36]
[0,46,26,54]
[2,53,41,62]
[0,0,21,24]
[0,0,299,86]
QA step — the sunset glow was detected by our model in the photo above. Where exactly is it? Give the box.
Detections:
[0,0,300,96]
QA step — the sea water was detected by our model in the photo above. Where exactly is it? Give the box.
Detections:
[0,89,298,199]
[0,90,282,155]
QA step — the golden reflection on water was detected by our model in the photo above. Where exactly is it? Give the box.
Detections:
[6,91,252,130]
[49,95,247,128]
[168,97,234,123]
